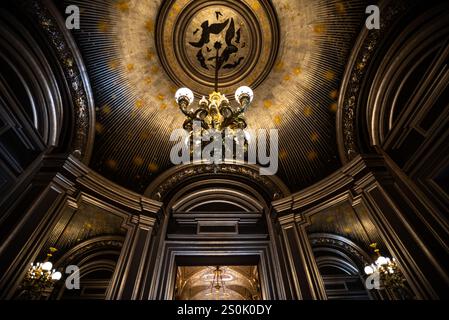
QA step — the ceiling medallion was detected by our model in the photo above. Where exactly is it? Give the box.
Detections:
[156,0,280,98]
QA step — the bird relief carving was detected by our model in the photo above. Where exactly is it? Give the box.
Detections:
[189,11,246,72]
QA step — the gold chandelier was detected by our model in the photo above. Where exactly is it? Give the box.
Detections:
[19,248,62,299]
[175,42,254,134]
[26,261,62,284]
[203,266,233,298]
[364,243,408,294]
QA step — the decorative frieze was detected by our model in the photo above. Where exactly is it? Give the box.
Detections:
[31,0,94,163]
[340,1,406,161]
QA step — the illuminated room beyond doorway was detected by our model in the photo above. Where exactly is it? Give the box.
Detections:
[174,265,262,300]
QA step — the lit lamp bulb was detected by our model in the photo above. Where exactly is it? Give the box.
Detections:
[175,88,194,105]
[364,265,374,275]
[41,261,53,271]
[235,86,254,105]
[51,271,62,281]
[376,256,388,266]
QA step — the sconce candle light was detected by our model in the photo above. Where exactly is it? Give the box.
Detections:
[364,243,409,298]
[20,247,62,299]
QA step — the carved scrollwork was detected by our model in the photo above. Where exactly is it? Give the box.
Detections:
[30,0,94,163]
[339,1,406,162]
[146,163,289,202]
[309,233,371,267]
[55,236,124,268]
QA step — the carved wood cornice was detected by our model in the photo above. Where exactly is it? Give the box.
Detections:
[61,155,163,217]
[145,162,290,202]
[272,154,386,215]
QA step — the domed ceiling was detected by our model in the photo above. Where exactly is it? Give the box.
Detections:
[60,0,367,193]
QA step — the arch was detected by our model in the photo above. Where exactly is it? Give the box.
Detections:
[171,184,265,213]
[337,1,449,163]
[30,0,96,161]
[53,235,124,268]
[0,1,96,207]
[51,236,124,300]
[0,13,60,147]
[0,2,95,161]
[309,233,374,300]
[316,256,359,276]
[366,4,449,147]
[309,233,371,268]
[144,161,290,203]
[150,164,287,299]
[356,2,449,211]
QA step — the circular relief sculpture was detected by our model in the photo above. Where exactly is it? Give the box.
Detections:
[156,0,279,98]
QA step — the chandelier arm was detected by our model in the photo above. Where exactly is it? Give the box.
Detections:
[235,97,251,115]
[234,107,245,117]
[178,100,194,118]
[220,118,233,129]
[201,119,211,130]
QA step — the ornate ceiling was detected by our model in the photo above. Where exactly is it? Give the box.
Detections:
[175,266,261,300]
[61,0,368,193]
[156,0,279,97]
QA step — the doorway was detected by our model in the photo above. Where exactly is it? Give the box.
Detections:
[174,265,261,300]
[145,169,289,300]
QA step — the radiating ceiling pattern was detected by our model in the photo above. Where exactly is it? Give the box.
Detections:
[61,0,367,193]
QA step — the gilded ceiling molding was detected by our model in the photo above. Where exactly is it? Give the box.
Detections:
[30,0,96,163]
[337,0,407,164]
[145,162,290,202]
